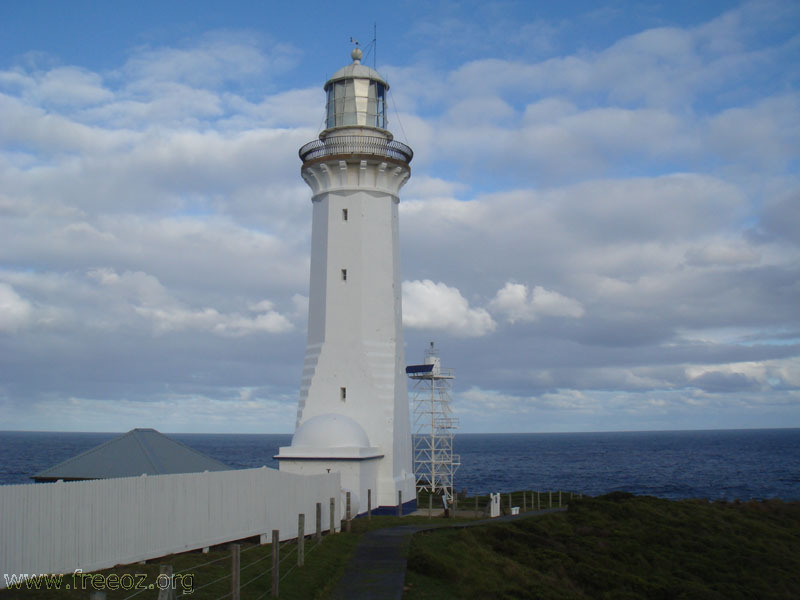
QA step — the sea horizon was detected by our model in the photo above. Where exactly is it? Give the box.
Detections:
[2,425,798,435]
[2,428,799,501]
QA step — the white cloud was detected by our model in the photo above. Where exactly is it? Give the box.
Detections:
[709,94,800,169]
[0,283,32,332]
[89,268,293,336]
[33,66,113,106]
[402,279,495,337]
[489,283,585,323]
[119,32,294,89]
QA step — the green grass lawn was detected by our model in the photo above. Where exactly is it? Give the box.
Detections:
[403,493,800,599]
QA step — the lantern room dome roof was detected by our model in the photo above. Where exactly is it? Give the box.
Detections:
[325,53,388,90]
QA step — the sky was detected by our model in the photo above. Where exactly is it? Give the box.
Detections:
[0,0,798,434]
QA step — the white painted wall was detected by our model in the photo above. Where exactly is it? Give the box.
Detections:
[0,467,340,588]
[286,154,415,508]
[278,457,379,517]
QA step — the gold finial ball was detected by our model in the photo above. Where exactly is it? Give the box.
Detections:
[351,47,363,62]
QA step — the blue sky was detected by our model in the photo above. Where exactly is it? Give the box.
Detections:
[0,0,798,433]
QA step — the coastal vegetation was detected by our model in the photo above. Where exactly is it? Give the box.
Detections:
[404,493,800,599]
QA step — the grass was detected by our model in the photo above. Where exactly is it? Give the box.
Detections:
[403,492,800,599]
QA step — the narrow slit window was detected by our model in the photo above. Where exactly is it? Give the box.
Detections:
[341,269,347,281]
[342,208,348,221]
[340,387,346,401]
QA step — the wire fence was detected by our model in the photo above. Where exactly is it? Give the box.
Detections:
[101,489,581,599]
[116,498,336,600]
[416,489,583,518]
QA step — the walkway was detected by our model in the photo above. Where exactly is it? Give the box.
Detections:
[328,507,567,600]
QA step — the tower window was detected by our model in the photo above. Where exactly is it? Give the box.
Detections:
[342,208,348,221]
[341,269,347,281]
[340,387,346,401]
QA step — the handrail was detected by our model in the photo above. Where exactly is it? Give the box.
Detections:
[299,136,413,164]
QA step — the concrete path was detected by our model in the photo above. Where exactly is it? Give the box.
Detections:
[328,508,567,600]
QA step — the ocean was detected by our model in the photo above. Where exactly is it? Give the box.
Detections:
[1,429,799,501]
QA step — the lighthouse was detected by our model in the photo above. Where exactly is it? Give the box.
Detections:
[276,48,416,514]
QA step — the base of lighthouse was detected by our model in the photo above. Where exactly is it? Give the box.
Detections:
[276,413,416,515]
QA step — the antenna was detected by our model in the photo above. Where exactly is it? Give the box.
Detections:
[358,27,378,70]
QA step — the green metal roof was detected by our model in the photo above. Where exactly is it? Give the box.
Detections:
[32,428,231,481]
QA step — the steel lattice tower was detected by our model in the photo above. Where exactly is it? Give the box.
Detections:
[407,343,460,504]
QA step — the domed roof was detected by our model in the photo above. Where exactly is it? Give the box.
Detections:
[325,51,388,90]
[291,413,371,448]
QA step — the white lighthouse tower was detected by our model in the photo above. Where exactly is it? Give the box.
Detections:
[276,48,416,514]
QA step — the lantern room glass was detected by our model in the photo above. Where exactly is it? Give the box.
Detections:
[326,79,387,129]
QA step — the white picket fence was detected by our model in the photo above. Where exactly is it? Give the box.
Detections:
[0,466,340,588]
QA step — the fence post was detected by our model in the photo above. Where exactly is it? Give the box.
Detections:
[559,491,562,507]
[346,491,352,532]
[330,497,336,535]
[429,492,433,519]
[549,491,552,508]
[316,502,322,542]
[156,565,174,600]
[298,514,305,567]
[397,490,403,516]
[368,488,372,520]
[230,544,240,600]
[272,530,279,598]
[523,491,527,512]
[474,495,478,515]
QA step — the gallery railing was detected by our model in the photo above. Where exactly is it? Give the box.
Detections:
[299,136,413,165]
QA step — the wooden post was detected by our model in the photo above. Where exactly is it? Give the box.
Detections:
[549,491,552,509]
[156,565,174,600]
[315,502,322,542]
[474,495,478,515]
[329,497,336,535]
[230,544,240,600]
[298,514,305,567]
[346,492,352,533]
[429,492,433,519]
[368,489,372,520]
[559,491,562,507]
[271,530,279,598]
[453,489,458,517]
[523,491,527,512]
[397,490,403,516]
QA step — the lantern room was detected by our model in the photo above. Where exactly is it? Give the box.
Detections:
[323,47,389,132]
